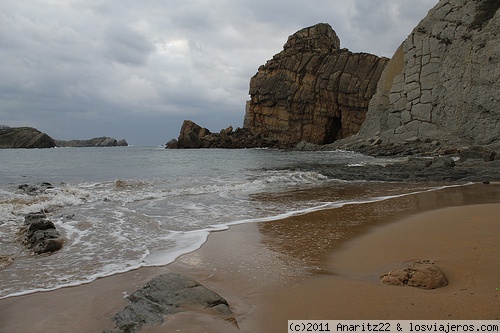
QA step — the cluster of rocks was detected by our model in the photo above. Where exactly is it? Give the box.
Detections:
[167,120,290,149]
[17,212,64,255]
[18,182,55,195]
[380,260,449,290]
[292,143,500,182]
[55,137,128,147]
[106,272,233,333]
[15,183,64,255]
[0,127,56,149]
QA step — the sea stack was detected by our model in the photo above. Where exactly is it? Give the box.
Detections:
[244,23,389,145]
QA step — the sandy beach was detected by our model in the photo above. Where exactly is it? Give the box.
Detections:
[1,183,499,333]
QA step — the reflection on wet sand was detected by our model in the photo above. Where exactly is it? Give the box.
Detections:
[257,183,500,271]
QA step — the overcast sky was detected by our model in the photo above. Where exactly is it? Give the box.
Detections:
[1,0,438,146]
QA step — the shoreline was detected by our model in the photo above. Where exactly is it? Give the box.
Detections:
[0,183,499,332]
[0,182,466,301]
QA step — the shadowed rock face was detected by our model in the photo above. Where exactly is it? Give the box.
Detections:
[244,23,389,145]
[357,0,500,150]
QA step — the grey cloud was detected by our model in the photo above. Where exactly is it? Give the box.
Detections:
[350,0,438,56]
[101,24,156,66]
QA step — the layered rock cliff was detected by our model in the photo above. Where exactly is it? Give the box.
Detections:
[0,127,56,149]
[348,0,500,152]
[244,23,389,145]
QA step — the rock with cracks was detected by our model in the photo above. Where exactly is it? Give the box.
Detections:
[18,211,64,254]
[245,23,388,145]
[107,272,233,333]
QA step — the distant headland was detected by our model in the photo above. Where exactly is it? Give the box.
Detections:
[0,125,127,149]
[55,137,128,148]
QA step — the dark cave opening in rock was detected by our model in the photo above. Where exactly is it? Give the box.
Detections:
[324,116,342,144]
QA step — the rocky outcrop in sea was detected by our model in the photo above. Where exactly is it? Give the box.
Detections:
[0,126,56,149]
[56,137,128,147]
[17,211,64,255]
[15,182,65,255]
[245,23,388,145]
[167,120,287,149]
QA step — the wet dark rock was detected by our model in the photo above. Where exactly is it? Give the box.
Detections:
[430,156,455,168]
[31,238,64,254]
[23,212,49,225]
[27,219,56,235]
[18,182,54,195]
[459,146,496,162]
[107,272,232,333]
[165,139,178,149]
[282,149,500,183]
[18,212,64,254]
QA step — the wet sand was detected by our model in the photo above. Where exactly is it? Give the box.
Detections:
[255,203,500,332]
[0,183,499,332]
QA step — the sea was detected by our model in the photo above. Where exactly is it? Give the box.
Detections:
[0,146,469,299]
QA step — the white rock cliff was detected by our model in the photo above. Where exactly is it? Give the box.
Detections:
[357,0,500,150]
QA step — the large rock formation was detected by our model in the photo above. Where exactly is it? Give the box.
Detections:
[352,0,500,151]
[56,137,128,147]
[169,1,500,155]
[0,126,56,149]
[244,23,389,145]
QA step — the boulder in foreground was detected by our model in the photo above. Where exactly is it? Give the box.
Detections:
[380,259,448,290]
[18,211,64,254]
[107,272,233,333]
